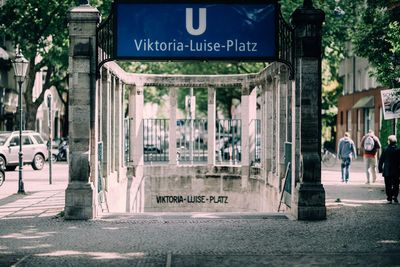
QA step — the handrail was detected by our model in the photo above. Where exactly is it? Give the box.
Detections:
[131,174,147,213]
[278,162,291,212]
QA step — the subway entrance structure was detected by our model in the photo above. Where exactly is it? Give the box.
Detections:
[65,0,326,220]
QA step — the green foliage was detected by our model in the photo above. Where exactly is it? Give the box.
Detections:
[0,0,79,129]
[280,0,365,142]
[353,1,400,88]
[0,0,114,129]
[379,118,400,150]
[0,0,76,86]
[280,0,365,80]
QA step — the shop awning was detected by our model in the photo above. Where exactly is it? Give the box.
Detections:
[352,96,374,109]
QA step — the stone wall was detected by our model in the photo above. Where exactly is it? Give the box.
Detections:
[142,166,267,212]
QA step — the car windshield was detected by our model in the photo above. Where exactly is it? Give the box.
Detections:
[0,133,10,146]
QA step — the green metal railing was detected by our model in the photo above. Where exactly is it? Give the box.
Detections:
[176,119,207,163]
[143,119,169,162]
[216,119,242,164]
[123,118,261,166]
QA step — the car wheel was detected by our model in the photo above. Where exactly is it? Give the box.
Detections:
[32,154,45,170]
[0,170,4,186]
[0,156,5,170]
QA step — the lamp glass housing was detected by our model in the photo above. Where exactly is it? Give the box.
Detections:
[12,55,29,83]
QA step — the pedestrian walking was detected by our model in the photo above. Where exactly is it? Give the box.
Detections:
[378,135,400,204]
[338,132,357,183]
[360,130,381,184]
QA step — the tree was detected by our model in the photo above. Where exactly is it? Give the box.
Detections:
[352,1,400,145]
[280,0,365,144]
[0,0,113,131]
[353,0,400,88]
[0,0,74,130]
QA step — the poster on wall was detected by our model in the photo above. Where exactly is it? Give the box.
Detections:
[381,88,400,120]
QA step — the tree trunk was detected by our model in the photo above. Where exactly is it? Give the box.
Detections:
[23,57,50,131]
[24,104,38,130]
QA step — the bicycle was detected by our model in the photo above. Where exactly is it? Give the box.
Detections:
[321,148,337,167]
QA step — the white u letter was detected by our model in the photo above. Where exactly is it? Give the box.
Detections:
[186,8,206,36]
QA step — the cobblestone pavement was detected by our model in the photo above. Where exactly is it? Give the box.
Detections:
[0,160,399,266]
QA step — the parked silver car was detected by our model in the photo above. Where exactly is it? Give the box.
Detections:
[0,131,48,171]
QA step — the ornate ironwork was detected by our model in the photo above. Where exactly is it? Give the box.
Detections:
[277,12,295,79]
[96,11,114,76]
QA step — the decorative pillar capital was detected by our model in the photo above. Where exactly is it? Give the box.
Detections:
[291,3,325,58]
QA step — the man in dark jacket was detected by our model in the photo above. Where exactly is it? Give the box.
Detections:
[378,135,400,204]
[338,132,357,183]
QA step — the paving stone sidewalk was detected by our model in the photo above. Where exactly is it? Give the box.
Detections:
[0,160,399,267]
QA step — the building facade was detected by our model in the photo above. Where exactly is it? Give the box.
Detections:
[336,42,384,155]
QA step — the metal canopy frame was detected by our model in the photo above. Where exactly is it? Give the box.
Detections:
[96,1,294,79]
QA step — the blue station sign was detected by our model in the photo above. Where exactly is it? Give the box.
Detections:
[114,1,278,60]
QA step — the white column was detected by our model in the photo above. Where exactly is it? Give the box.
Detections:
[279,70,288,180]
[241,85,250,167]
[272,75,278,174]
[260,84,266,178]
[169,87,177,166]
[114,78,122,174]
[102,69,111,176]
[207,87,216,168]
[265,77,273,180]
[128,85,134,163]
[132,84,144,166]
[248,87,257,165]
[111,75,116,172]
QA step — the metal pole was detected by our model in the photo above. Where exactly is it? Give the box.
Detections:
[189,87,194,164]
[48,95,52,185]
[17,80,25,194]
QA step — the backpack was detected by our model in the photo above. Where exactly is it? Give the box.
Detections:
[363,135,375,152]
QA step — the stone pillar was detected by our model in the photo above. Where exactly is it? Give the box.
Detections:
[248,87,257,165]
[128,85,135,163]
[279,69,288,180]
[111,75,116,172]
[102,69,111,177]
[291,0,326,220]
[264,77,273,182]
[65,4,99,220]
[115,78,122,174]
[207,87,216,168]
[169,87,177,166]
[260,84,266,179]
[131,84,144,167]
[241,85,250,167]
[272,76,277,174]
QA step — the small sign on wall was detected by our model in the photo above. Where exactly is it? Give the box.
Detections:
[381,88,400,120]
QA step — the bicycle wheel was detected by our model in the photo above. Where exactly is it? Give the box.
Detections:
[323,152,337,167]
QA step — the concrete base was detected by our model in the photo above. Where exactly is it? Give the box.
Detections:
[65,181,95,220]
[293,183,326,220]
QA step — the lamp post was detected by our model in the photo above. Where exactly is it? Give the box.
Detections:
[12,52,29,194]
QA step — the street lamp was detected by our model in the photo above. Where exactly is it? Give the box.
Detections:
[12,52,29,194]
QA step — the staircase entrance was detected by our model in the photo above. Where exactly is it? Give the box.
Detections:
[64,0,326,220]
